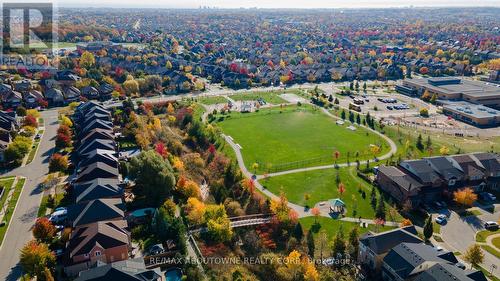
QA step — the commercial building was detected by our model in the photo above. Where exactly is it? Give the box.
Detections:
[441,101,500,127]
[396,77,500,109]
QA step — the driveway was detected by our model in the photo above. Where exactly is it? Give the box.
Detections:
[441,208,500,278]
[0,110,59,281]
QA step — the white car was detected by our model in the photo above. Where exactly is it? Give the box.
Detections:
[435,214,447,225]
[49,209,67,224]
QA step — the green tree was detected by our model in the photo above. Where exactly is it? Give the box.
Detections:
[348,227,360,260]
[340,109,346,120]
[426,136,432,148]
[370,187,377,210]
[423,215,433,241]
[307,231,315,258]
[375,195,386,220]
[80,51,96,68]
[416,134,424,151]
[332,228,346,258]
[127,150,176,206]
[293,222,304,241]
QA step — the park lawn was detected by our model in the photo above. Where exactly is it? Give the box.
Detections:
[382,125,500,161]
[0,178,26,245]
[0,177,16,216]
[481,245,500,259]
[493,236,500,248]
[476,229,500,243]
[229,91,288,104]
[217,105,390,173]
[197,96,228,105]
[299,216,395,241]
[263,167,401,220]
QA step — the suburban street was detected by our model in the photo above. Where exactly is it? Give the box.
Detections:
[440,207,500,278]
[0,110,59,281]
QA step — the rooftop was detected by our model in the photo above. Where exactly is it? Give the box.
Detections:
[442,101,500,119]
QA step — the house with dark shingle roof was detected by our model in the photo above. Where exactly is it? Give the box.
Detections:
[78,149,118,169]
[450,154,486,191]
[359,226,422,272]
[64,220,130,276]
[67,198,125,228]
[78,138,116,156]
[74,162,119,183]
[376,166,423,207]
[72,178,123,204]
[74,258,162,281]
[472,153,500,190]
[425,156,464,188]
[382,243,486,281]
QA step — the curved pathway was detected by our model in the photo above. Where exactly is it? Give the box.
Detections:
[219,105,399,227]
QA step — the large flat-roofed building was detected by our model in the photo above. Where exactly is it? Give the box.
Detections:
[397,77,500,109]
[442,101,500,127]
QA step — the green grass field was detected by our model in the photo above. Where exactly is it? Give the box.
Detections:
[263,167,398,219]
[476,229,500,243]
[229,91,288,104]
[0,177,25,245]
[481,245,500,259]
[493,236,500,248]
[217,106,390,173]
[299,216,395,241]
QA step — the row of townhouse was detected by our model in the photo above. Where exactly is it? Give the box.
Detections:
[62,101,161,280]
[0,111,18,162]
[375,153,500,208]
[359,226,487,281]
[0,71,114,109]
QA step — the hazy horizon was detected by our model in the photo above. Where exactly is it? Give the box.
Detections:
[34,0,500,9]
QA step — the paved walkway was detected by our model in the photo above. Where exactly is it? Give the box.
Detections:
[0,110,59,281]
[0,176,20,223]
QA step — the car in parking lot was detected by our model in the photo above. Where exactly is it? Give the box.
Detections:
[435,214,447,225]
[484,221,499,230]
[386,105,393,110]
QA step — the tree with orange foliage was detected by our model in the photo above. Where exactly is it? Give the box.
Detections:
[311,207,320,223]
[19,240,55,279]
[33,217,56,243]
[453,187,477,208]
[400,218,413,227]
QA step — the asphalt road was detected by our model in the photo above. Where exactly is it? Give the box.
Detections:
[441,207,500,278]
[0,110,59,281]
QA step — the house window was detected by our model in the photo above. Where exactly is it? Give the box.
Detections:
[84,253,89,258]
[448,179,456,186]
[95,251,101,256]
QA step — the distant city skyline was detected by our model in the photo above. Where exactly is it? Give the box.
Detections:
[50,0,500,8]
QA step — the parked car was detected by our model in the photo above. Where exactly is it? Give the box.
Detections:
[484,221,499,230]
[480,192,497,202]
[34,134,41,140]
[455,262,466,270]
[48,209,67,224]
[435,214,447,225]
[387,106,393,110]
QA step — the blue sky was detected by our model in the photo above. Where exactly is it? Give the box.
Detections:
[54,0,500,8]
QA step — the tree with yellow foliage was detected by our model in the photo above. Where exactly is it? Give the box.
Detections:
[60,115,73,127]
[303,260,319,281]
[185,197,206,225]
[80,51,95,69]
[270,192,290,222]
[167,103,175,114]
[400,218,413,227]
[453,187,477,208]
[439,145,450,155]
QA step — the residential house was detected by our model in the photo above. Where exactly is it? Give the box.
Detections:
[382,243,486,281]
[376,166,423,207]
[425,156,464,192]
[472,153,500,190]
[23,90,44,108]
[63,86,82,103]
[398,160,444,202]
[82,86,100,100]
[67,198,125,228]
[45,88,65,106]
[77,139,116,157]
[2,90,22,108]
[56,70,81,86]
[74,162,119,183]
[64,220,130,276]
[359,226,422,272]
[72,178,123,204]
[74,258,162,281]
[449,154,486,191]
[98,83,114,101]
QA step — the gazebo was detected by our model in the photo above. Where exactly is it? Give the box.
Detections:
[329,198,346,214]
